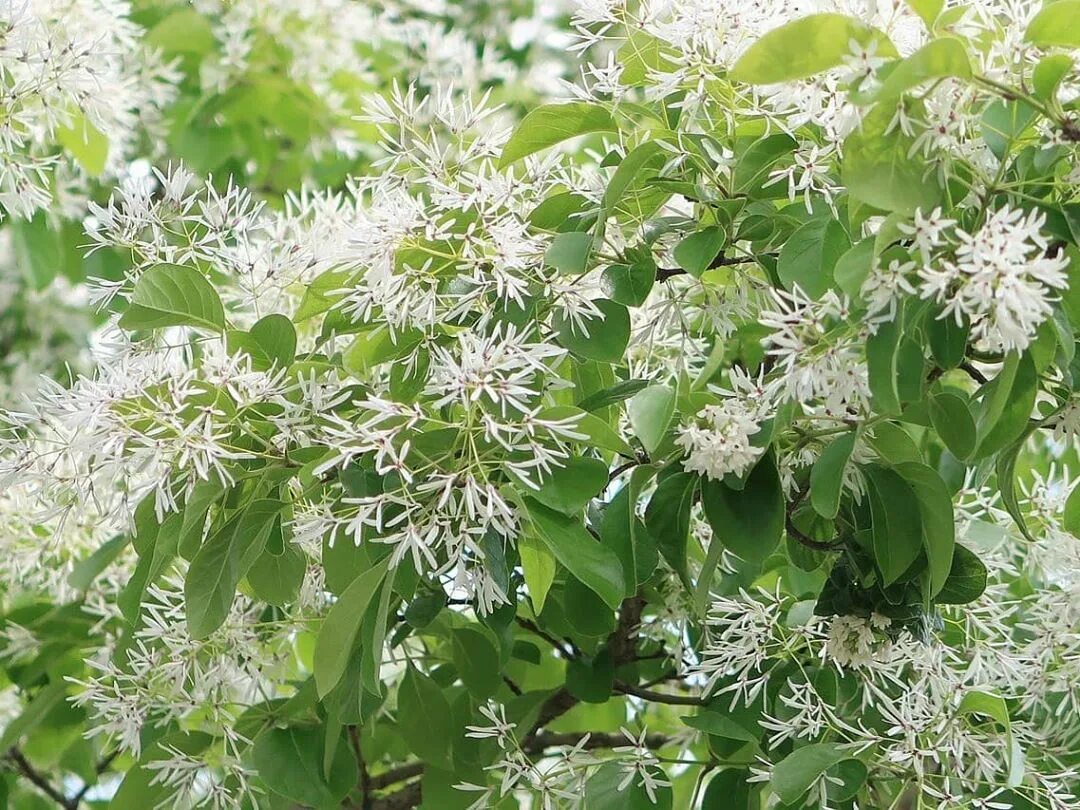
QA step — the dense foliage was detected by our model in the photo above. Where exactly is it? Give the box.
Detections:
[1,1,1080,808]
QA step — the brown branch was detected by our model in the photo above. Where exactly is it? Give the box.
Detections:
[367,762,425,791]
[614,682,705,706]
[6,748,75,809]
[349,726,372,810]
[657,252,776,282]
[523,730,671,753]
[515,617,577,660]
[785,513,843,552]
[959,361,988,385]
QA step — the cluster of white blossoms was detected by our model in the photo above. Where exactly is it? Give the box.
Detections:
[918,205,1070,352]
[677,400,765,481]
[690,463,1080,809]
[0,0,179,219]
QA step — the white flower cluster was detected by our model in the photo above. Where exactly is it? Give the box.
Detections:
[0,0,178,218]
[919,206,1069,352]
[676,400,764,481]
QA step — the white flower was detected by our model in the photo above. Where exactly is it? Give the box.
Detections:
[918,206,1069,352]
[898,207,956,263]
[676,400,764,481]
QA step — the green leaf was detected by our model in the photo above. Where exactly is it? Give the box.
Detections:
[734,133,796,194]
[682,711,758,743]
[314,558,390,697]
[55,114,109,176]
[981,100,1037,160]
[644,471,699,584]
[586,761,674,810]
[936,543,987,604]
[771,743,853,805]
[834,238,876,299]
[119,264,226,332]
[397,665,453,766]
[527,456,609,515]
[578,378,650,411]
[927,312,969,369]
[601,469,658,594]
[545,231,595,274]
[974,352,1036,458]
[499,102,617,168]
[928,390,976,459]
[566,648,615,702]
[519,532,556,613]
[249,314,297,370]
[674,226,725,278]
[627,385,675,454]
[554,299,631,364]
[295,269,350,321]
[68,535,129,592]
[895,462,956,597]
[601,259,656,307]
[9,214,62,290]
[903,0,943,26]
[1066,482,1080,537]
[251,725,356,807]
[872,38,971,104]
[343,326,423,374]
[864,465,924,585]
[537,405,635,456]
[0,681,67,751]
[810,432,857,519]
[451,626,502,699]
[522,497,626,610]
[1025,0,1080,48]
[247,539,307,606]
[996,432,1037,543]
[778,216,850,299]
[602,141,666,213]
[730,14,893,84]
[185,499,285,638]
[866,317,904,416]
[843,102,943,215]
[1032,54,1074,101]
[701,456,785,564]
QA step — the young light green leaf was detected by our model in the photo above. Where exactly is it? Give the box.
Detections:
[499,102,617,168]
[1025,0,1080,48]
[871,38,971,104]
[673,226,725,278]
[730,14,893,84]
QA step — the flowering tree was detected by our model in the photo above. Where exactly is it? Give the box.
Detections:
[1,1,1080,809]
